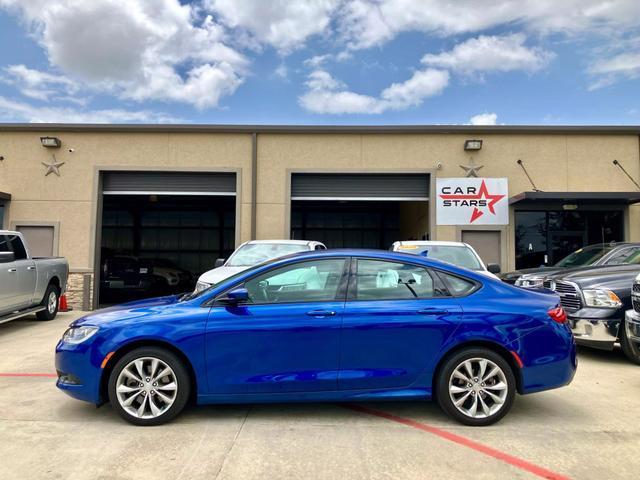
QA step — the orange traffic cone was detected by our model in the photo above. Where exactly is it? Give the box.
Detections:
[59,294,71,312]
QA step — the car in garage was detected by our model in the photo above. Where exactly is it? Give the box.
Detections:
[390,240,501,279]
[194,239,326,292]
[0,230,68,324]
[502,242,640,287]
[542,258,640,364]
[55,249,576,427]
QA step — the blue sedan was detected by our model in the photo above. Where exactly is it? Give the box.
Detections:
[56,249,576,426]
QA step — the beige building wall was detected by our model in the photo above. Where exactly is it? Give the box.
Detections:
[256,133,640,270]
[0,131,253,308]
[0,127,639,308]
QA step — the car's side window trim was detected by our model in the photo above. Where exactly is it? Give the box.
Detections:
[346,257,452,302]
[204,256,351,308]
[432,269,481,298]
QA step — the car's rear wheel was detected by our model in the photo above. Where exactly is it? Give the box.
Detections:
[108,347,190,426]
[36,284,59,321]
[436,348,516,426]
[620,321,640,365]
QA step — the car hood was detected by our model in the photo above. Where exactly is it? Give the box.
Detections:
[72,295,180,327]
[546,264,640,289]
[500,266,555,282]
[198,266,250,285]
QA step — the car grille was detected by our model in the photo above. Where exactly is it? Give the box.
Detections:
[634,295,640,313]
[544,280,582,312]
[632,282,640,293]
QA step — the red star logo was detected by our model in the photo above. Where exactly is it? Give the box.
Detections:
[439,179,505,223]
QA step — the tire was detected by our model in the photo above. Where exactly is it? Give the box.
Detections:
[620,321,640,365]
[436,347,516,426]
[36,284,59,321]
[108,347,191,426]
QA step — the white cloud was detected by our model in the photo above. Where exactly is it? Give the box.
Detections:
[469,112,498,125]
[422,34,553,76]
[205,0,340,53]
[3,64,78,101]
[588,52,640,90]
[0,95,180,123]
[0,0,248,109]
[299,68,448,114]
[336,0,640,50]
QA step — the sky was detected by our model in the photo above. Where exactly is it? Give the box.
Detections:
[0,0,639,125]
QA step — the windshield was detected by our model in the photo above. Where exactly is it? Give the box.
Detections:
[399,245,483,270]
[226,243,309,267]
[554,245,614,268]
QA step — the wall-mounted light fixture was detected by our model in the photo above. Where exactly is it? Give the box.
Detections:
[40,136,61,148]
[464,139,482,151]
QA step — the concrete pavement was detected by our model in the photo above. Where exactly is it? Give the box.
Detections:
[0,312,638,480]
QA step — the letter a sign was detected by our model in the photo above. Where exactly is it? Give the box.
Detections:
[436,178,508,225]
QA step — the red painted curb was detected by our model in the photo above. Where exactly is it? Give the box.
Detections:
[0,373,57,378]
[343,404,570,480]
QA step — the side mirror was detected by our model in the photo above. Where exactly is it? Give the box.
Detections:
[214,258,226,268]
[217,287,249,305]
[487,263,501,274]
[0,251,15,263]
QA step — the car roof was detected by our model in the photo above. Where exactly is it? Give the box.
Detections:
[0,230,19,235]
[243,239,320,246]
[394,240,469,247]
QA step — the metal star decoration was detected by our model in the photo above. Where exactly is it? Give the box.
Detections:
[459,157,484,177]
[42,155,65,177]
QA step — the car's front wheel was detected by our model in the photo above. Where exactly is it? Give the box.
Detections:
[108,347,190,426]
[436,348,516,426]
[620,321,640,365]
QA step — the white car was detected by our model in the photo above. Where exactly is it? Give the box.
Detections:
[390,240,501,279]
[195,240,326,292]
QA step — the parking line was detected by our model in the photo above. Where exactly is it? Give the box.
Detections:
[344,404,570,480]
[0,373,57,378]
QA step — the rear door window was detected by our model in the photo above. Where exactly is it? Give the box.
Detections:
[353,259,448,300]
[7,235,27,260]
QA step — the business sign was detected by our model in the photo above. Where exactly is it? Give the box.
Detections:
[436,178,508,225]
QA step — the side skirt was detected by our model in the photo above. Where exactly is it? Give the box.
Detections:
[197,387,431,405]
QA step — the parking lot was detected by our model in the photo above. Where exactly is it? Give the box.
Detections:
[0,311,638,480]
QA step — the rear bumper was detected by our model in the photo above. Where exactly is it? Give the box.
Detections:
[569,311,622,350]
[625,309,640,344]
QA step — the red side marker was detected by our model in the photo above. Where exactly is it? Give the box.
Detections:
[0,373,57,378]
[344,404,570,480]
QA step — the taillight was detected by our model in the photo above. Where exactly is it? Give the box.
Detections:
[548,306,567,323]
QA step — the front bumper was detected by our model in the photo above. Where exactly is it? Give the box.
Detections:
[625,309,640,344]
[55,340,103,404]
[569,310,622,350]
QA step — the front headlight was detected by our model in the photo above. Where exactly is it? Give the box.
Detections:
[515,276,544,288]
[583,289,622,308]
[62,326,99,344]
[194,281,212,293]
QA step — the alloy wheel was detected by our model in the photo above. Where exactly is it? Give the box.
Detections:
[448,357,509,419]
[47,291,57,314]
[115,357,178,419]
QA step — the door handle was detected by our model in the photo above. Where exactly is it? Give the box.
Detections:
[306,309,336,317]
[7,268,17,273]
[417,307,449,315]
[27,266,36,271]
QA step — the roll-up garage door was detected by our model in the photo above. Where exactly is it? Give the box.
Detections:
[102,171,236,196]
[291,173,429,201]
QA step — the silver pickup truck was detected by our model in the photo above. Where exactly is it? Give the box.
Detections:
[0,230,69,324]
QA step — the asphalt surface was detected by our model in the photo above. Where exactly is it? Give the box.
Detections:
[0,311,638,480]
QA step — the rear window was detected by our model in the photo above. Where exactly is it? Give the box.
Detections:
[8,235,27,260]
[437,271,477,296]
